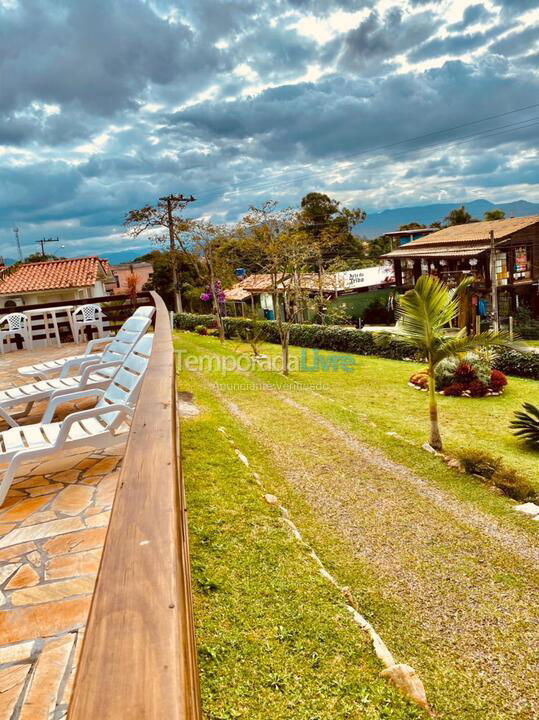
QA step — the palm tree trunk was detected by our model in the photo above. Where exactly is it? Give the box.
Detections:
[428,366,443,451]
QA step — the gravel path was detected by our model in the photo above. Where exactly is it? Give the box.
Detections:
[195,372,539,720]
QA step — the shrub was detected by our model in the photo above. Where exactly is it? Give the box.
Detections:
[465,352,491,385]
[434,357,460,389]
[457,449,502,479]
[489,369,508,392]
[456,449,535,501]
[177,313,215,331]
[493,348,539,380]
[410,371,428,389]
[510,403,539,447]
[467,379,488,397]
[454,362,476,385]
[491,468,536,501]
[174,313,539,379]
[443,383,467,396]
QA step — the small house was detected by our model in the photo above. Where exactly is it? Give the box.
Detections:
[0,256,113,309]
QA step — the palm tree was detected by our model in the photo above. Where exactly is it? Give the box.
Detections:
[444,206,475,225]
[389,275,514,451]
[484,209,506,221]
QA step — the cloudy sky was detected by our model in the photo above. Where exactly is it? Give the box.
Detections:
[1,0,539,258]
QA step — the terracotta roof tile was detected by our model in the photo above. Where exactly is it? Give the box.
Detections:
[0,257,107,296]
[224,287,252,301]
[237,274,282,292]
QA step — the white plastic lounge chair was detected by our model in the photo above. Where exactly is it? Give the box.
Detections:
[0,333,153,505]
[18,306,155,380]
[0,313,152,428]
[0,313,33,353]
[71,303,105,343]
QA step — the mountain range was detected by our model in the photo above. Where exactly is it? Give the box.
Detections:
[3,199,539,265]
[1,247,155,266]
[357,199,539,239]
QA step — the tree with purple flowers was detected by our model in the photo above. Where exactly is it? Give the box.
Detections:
[187,221,232,342]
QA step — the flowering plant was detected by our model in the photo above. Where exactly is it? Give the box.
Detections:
[200,279,225,304]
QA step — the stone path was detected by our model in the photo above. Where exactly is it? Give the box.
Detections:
[0,343,122,719]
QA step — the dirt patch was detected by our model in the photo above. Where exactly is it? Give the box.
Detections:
[177,391,200,418]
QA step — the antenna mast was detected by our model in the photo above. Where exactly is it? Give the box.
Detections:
[12,227,23,261]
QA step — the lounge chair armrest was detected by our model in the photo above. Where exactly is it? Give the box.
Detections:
[84,336,111,356]
[54,403,132,446]
[42,388,105,423]
[60,354,102,378]
[79,360,121,386]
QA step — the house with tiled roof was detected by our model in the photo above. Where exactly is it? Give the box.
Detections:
[382,215,539,326]
[0,256,113,309]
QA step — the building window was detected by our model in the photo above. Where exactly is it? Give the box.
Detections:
[513,246,531,281]
[495,252,508,286]
[402,259,414,286]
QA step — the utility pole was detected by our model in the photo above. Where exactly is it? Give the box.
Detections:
[35,236,59,257]
[12,227,23,261]
[489,230,499,331]
[159,194,196,314]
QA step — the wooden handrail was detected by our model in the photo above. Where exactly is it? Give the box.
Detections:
[68,291,202,720]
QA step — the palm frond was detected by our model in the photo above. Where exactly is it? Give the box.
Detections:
[510,403,539,446]
[431,329,516,364]
[396,275,460,342]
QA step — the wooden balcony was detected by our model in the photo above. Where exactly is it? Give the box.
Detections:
[0,292,201,719]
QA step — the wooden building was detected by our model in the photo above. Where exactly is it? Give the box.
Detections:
[382,215,539,326]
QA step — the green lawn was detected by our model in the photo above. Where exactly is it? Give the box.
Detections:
[178,332,539,720]
[526,340,539,347]
[182,381,424,720]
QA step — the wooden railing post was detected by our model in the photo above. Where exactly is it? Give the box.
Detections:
[68,291,202,720]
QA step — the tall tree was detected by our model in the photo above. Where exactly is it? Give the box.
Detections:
[298,193,367,321]
[484,209,506,221]
[444,206,476,226]
[124,197,193,312]
[139,250,202,311]
[298,193,366,263]
[187,221,235,343]
[241,201,312,374]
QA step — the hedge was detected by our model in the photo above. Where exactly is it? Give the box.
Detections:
[174,312,539,380]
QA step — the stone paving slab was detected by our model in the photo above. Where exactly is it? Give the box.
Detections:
[0,343,124,719]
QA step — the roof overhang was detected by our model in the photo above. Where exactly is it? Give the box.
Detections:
[382,243,490,259]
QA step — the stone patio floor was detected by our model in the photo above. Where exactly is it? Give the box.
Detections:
[0,343,124,720]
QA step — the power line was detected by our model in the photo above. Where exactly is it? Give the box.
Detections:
[193,104,539,206]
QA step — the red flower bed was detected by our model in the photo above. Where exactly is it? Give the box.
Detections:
[490,369,508,392]
[409,363,508,398]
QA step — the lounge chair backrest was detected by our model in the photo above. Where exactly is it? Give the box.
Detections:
[97,334,153,426]
[133,306,156,319]
[100,314,152,365]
